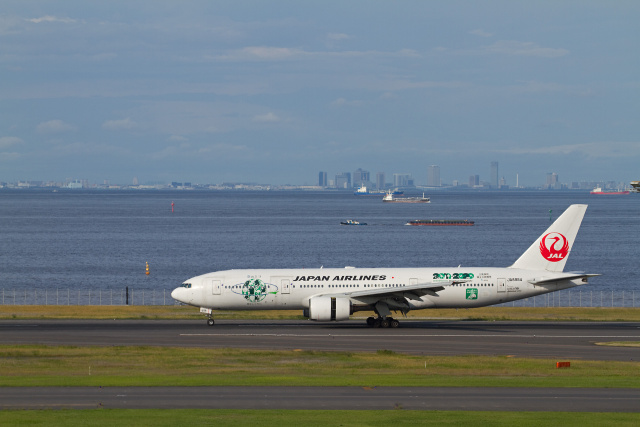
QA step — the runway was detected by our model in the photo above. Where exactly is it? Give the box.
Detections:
[1,319,639,361]
[1,386,639,412]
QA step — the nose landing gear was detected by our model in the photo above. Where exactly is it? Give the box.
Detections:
[200,308,215,326]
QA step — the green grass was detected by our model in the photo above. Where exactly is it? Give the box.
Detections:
[0,409,638,426]
[2,305,640,321]
[595,341,640,347]
[1,345,638,388]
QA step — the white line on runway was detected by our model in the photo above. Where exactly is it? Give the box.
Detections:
[180,334,640,338]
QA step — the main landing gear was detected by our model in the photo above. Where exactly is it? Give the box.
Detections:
[366,316,400,328]
[207,317,215,326]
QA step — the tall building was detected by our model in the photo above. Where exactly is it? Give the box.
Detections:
[376,172,385,190]
[353,168,370,187]
[469,175,479,187]
[318,171,327,187]
[335,172,351,189]
[490,161,499,187]
[427,165,441,187]
[393,173,412,187]
[546,172,559,189]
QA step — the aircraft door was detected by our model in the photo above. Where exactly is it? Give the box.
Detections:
[271,276,292,294]
[497,278,506,293]
[281,279,291,294]
[210,279,222,295]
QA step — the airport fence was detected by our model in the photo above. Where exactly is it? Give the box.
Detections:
[0,288,637,308]
[497,289,637,308]
[0,288,174,306]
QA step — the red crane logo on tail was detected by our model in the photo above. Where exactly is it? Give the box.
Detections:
[540,232,569,262]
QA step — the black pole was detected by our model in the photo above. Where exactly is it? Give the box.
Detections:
[126,286,129,305]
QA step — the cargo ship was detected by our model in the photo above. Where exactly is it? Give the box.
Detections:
[590,187,630,195]
[383,191,430,203]
[406,219,474,226]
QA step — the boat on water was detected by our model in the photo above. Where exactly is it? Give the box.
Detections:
[406,219,474,226]
[354,185,403,196]
[629,181,639,192]
[383,191,430,203]
[590,187,630,195]
[340,219,367,225]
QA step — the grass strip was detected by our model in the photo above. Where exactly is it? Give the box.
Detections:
[595,341,640,348]
[1,305,640,321]
[0,409,639,426]
[1,345,638,388]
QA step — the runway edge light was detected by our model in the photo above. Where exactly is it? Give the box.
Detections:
[556,362,571,368]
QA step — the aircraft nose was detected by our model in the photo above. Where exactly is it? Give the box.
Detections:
[171,287,186,303]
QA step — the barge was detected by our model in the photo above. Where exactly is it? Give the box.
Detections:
[406,219,474,226]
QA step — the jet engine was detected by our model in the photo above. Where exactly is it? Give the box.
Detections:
[308,296,351,321]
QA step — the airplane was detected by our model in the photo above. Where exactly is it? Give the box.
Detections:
[171,204,598,328]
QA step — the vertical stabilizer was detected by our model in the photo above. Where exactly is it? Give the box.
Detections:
[509,204,587,272]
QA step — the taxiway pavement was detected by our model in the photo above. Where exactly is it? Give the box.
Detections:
[1,386,638,412]
[1,319,638,361]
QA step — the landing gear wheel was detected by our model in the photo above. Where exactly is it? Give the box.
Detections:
[366,317,376,327]
[373,318,382,328]
[207,318,215,326]
[380,318,390,328]
[390,318,400,328]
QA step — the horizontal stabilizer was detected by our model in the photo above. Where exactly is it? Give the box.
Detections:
[528,273,600,285]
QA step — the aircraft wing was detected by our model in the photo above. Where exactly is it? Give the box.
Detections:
[339,280,466,301]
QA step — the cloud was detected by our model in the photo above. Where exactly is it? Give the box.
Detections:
[151,142,249,160]
[102,118,137,130]
[168,135,188,142]
[0,152,21,162]
[27,16,76,24]
[90,53,117,62]
[239,46,302,60]
[368,79,467,92]
[327,33,350,41]
[470,29,493,38]
[36,120,75,134]
[331,98,363,107]
[496,141,640,158]
[0,136,23,148]
[214,46,421,62]
[253,112,280,122]
[481,41,569,58]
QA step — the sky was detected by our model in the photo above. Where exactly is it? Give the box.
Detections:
[1,1,639,187]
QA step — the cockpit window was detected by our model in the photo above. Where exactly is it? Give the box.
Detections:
[181,283,192,288]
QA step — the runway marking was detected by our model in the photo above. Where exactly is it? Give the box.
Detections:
[180,333,640,338]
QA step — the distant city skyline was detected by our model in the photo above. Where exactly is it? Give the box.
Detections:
[316,161,630,191]
[2,2,639,186]
[1,157,633,190]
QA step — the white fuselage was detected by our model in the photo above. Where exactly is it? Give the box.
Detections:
[171,266,585,313]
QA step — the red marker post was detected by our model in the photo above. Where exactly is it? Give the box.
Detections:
[171,201,174,213]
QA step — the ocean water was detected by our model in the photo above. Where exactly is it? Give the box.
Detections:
[0,190,638,305]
